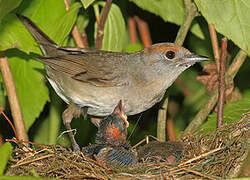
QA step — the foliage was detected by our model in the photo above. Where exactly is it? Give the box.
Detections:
[129,0,205,39]
[94,1,126,51]
[195,0,250,56]
[0,0,249,178]
[0,142,12,175]
[201,90,250,133]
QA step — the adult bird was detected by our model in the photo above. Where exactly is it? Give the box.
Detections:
[17,15,208,153]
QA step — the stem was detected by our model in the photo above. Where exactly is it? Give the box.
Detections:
[81,29,89,48]
[217,38,227,128]
[0,52,28,142]
[95,0,112,49]
[166,118,176,141]
[208,24,220,71]
[134,16,152,47]
[72,26,85,48]
[174,0,198,45]
[93,4,100,24]
[184,49,247,134]
[227,50,247,79]
[128,17,137,44]
[157,98,168,142]
[48,91,61,144]
[64,0,85,48]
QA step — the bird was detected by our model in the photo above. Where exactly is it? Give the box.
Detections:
[17,14,209,153]
[137,141,184,164]
[83,100,136,167]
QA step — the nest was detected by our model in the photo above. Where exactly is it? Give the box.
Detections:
[6,113,249,179]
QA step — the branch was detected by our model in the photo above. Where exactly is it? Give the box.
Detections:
[134,16,152,47]
[93,3,100,24]
[184,49,248,134]
[174,0,199,45]
[157,98,168,142]
[81,29,89,48]
[217,38,227,128]
[208,24,220,71]
[128,17,137,44]
[166,100,179,141]
[95,0,112,49]
[0,52,28,142]
[64,0,85,48]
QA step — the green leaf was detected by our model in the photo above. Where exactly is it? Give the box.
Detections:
[0,1,81,131]
[129,0,204,39]
[0,0,22,23]
[171,70,209,132]
[21,1,81,46]
[195,0,250,56]
[0,14,41,53]
[0,1,81,51]
[34,92,61,145]
[95,2,126,51]
[76,9,89,34]
[0,83,6,108]
[50,2,81,45]
[6,49,49,130]
[201,90,250,133]
[0,176,56,180]
[81,0,95,9]
[0,142,13,175]
[124,43,143,53]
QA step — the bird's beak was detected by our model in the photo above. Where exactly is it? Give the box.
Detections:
[186,54,210,62]
[179,54,209,66]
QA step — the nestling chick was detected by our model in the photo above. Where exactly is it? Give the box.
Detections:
[83,100,136,167]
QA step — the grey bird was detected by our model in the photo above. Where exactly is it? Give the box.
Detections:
[17,15,208,153]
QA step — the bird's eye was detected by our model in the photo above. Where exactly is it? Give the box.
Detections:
[165,51,175,59]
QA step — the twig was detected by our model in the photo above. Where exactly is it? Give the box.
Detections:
[182,167,217,180]
[11,154,54,168]
[227,49,247,79]
[95,0,112,49]
[64,0,85,48]
[184,49,248,134]
[166,118,176,141]
[6,138,50,147]
[178,146,223,166]
[93,4,100,24]
[72,26,85,48]
[217,38,227,128]
[184,91,218,133]
[128,17,137,44]
[81,29,89,48]
[157,98,168,142]
[0,52,28,142]
[208,24,220,71]
[134,16,152,47]
[166,100,179,141]
[174,0,199,45]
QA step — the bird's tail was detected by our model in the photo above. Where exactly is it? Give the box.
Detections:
[17,14,58,57]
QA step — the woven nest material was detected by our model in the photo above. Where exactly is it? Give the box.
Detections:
[6,113,249,180]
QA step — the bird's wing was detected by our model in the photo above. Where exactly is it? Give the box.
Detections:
[37,51,130,87]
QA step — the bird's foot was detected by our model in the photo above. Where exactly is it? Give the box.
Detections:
[72,143,81,154]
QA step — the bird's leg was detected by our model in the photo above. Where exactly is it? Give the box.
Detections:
[82,106,88,120]
[91,117,102,127]
[62,103,81,154]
